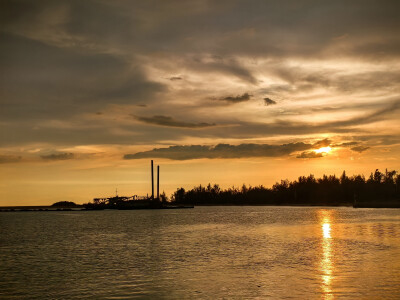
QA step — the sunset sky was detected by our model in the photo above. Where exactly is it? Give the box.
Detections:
[1,0,399,205]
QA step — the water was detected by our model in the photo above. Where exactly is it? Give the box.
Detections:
[1,207,400,299]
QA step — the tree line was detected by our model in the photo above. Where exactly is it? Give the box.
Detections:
[170,169,400,207]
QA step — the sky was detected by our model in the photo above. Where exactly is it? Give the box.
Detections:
[1,0,400,205]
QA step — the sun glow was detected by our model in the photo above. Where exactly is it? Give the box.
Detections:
[314,146,332,154]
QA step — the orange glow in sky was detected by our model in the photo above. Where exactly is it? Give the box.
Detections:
[315,147,332,154]
[0,1,399,205]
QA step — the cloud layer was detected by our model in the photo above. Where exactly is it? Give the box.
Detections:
[0,0,399,160]
[134,115,216,128]
[124,140,332,160]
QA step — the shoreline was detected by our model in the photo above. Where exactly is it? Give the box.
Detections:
[1,203,399,212]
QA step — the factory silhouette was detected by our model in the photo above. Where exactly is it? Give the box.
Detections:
[84,160,192,210]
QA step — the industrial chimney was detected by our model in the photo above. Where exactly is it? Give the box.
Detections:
[151,160,154,199]
[157,165,160,200]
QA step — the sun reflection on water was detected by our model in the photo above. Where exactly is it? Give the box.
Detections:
[319,210,334,299]
[323,223,331,239]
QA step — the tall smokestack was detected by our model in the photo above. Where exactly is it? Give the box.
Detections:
[157,165,160,200]
[151,160,154,199]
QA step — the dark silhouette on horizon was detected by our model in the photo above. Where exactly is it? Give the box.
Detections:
[170,169,400,208]
[84,160,192,210]
[51,201,79,207]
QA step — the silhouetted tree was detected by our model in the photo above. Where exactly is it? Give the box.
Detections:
[160,191,168,204]
[170,169,400,207]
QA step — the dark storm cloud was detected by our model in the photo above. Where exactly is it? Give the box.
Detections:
[40,153,75,161]
[0,155,22,164]
[264,98,277,106]
[351,146,370,153]
[219,93,252,103]
[134,115,216,128]
[296,151,323,159]
[123,141,320,160]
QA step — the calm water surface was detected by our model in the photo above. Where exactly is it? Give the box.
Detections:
[1,206,400,299]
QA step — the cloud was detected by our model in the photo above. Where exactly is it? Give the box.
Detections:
[337,141,359,147]
[219,93,251,103]
[199,59,258,84]
[134,115,216,128]
[3,0,399,60]
[311,106,341,112]
[169,76,182,81]
[264,98,277,106]
[312,138,332,148]
[267,63,400,95]
[181,55,259,84]
[0,155,22,164]
[1,100,391,147]
[40,152,75,160]
[124,141,320,160]
[351,146,370,153]
[0,32,165,122]
[296,151,324,159]
[330,141,363,148]
[0,0,399,151]
[328,100,400,128]
[354,135,400,146]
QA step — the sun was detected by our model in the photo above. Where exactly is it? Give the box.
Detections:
[314,146,332,154]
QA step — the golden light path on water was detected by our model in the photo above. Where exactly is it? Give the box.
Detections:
[319,209,334,300]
